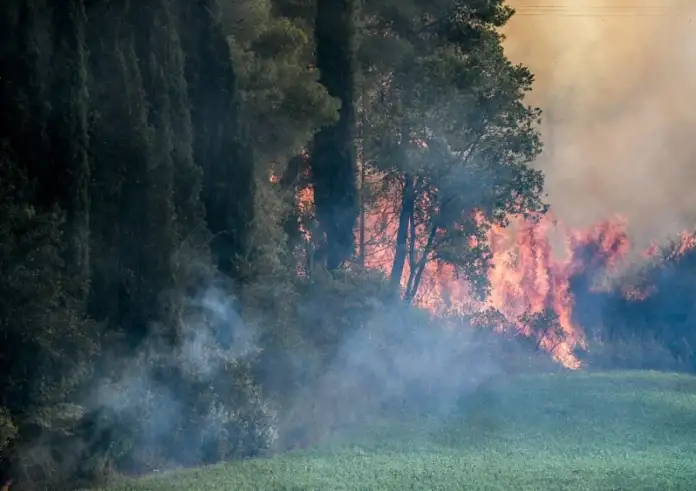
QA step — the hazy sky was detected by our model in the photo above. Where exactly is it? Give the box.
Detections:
[502,0,696,246]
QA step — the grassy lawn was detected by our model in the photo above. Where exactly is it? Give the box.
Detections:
[95,371,696,490]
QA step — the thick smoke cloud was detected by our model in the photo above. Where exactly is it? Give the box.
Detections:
[502,0,696,246]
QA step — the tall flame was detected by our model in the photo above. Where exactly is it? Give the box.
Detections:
[359,198,636,368]
[274,167,696,370]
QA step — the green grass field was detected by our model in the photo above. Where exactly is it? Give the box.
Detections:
[96,371,696,491]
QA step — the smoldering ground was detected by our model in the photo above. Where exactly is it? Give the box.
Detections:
[502,0,696,246]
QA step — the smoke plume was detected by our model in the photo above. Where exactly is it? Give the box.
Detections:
[88,284,273,471]
[502,0,696,246]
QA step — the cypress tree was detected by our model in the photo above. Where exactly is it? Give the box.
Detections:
[1,0,51,194]
[0,3,97,484]
[48,0,91,300]
[164,1,210,257]
[85,2,159,345]
[179,0,254,280]
[134,0,210,291]
[310,0,358,270]
[128,0,184,343]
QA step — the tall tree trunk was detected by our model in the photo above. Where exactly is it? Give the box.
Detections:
[358,158,366,267]
[389,173,414,291]
[357,86,367,267]
[310,0,358,270]
[404,225,437,303]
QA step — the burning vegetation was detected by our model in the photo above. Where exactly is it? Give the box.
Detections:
[278,161,696,371]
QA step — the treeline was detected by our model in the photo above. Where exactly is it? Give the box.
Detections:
[573,235,696,372]
[1,0,269,486]
[0,0,555,489]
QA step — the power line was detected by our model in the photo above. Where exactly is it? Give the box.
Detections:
[513,4,675,6]
[511,4,684,16]
[514,14,680,16]
[511,2,677,6]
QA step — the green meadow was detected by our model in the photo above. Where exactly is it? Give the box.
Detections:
[96,371,696,491]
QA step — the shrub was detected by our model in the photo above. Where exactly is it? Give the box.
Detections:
[580,334,688,372]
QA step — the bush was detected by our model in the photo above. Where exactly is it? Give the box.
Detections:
[253,266,392,405]
[0,409,17,457]
[580,335,688,372]
[72,285,278,480]
[0,154,99,490]
[273,299,559,451]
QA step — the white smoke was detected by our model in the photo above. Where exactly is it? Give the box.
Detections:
[502,0,696,247]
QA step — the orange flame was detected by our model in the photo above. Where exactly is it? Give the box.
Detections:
[271,168,696,370]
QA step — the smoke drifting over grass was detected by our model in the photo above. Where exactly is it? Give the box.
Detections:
[502,0,696,246]
[89,284,274,472]
[277,302,559,451]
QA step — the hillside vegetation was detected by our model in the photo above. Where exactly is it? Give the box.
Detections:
[95,371,696,491]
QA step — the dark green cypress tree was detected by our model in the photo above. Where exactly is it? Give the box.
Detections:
[310,0,358,270]
[179,0,254,280]
[163,1,210,258]
[127,0,185,343]
[0,2,97,484]
[85,2,159,345]
[2,0,51,194]
[83,0,126,332]
[132,0,210,289]
[48,0,91,301]
[82,1,275,472]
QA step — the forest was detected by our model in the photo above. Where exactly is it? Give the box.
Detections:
[2,0,696,489]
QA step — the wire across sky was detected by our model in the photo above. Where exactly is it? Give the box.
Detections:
[512,4,680,16]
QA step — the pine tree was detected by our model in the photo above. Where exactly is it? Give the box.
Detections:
[358,0,547,301]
